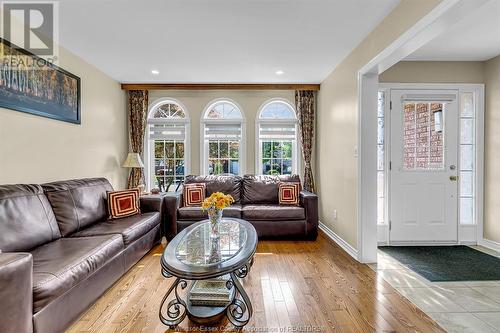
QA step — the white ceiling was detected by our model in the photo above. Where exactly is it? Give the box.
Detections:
[58,0,400,83]
[406,0,500,61]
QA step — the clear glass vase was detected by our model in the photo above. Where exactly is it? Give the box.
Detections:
[208,208,223,239]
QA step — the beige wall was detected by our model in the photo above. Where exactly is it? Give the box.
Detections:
[148,90,295,176]
[484,55,500,243]
[0,47,128,188]
[380,61,485,83]
[317,0,441,248]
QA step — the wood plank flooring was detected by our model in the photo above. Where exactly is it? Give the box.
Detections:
[67,232,444,333]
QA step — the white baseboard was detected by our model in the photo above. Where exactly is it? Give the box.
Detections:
[319,222,359,260]
[478,238,500,253]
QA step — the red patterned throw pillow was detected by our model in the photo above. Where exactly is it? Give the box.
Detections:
[183,183,206,207]
[108,188,140,219]
[278,182,301,205]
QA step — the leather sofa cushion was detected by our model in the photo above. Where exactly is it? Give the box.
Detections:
[185,175,242,203]
[178,204,242,220]
[241,204,305,221]
[0,184,60,252]
[241,175,301,204]
[31,234,123,312]
[71,212,160,246]
[42,178,113,236]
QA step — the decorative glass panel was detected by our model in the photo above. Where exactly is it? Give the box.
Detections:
[459,91,476,225]
[377,197,385,224]
[206,102,243,119]
[377,145,384,171]
[377,172,384,198]
[461,92,474,117]
[460,118,474,144]
[377,91,386,225]
[377,118,384,145]
[152,103,186,119]
[260,102,296,119]
[402,102,444,171]
[460,145,474,171]
[460,171,473,197]
[460,197,474,225]
[378,91,385,118]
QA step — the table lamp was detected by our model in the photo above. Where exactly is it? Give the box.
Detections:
[122,153,145,189]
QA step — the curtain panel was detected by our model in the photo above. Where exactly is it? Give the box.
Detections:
[295,90,316,193]
[127,90,148,188]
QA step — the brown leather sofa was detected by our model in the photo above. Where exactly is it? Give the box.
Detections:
[0,178,162,333]
[164,174,318,240]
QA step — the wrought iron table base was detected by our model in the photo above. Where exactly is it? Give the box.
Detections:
[159,261,253,329]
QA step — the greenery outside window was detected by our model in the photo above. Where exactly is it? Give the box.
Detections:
[202,99,245,175]
[146,99,190,191]
[257,99,298,175]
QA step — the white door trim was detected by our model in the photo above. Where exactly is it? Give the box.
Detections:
[356,0,490,263]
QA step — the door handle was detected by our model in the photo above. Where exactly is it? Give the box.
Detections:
[449,176,459,181]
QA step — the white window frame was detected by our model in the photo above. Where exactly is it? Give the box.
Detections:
[200,98,246,175]
[255,98,299,175]
[145,97,190,191]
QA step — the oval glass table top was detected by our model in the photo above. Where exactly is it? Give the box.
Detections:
[162,218,257,279]
[176,219,248,266]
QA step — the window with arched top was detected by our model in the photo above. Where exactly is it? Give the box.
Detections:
[146,98,190,192]
[201,99,245,175]
[256,99,298,175]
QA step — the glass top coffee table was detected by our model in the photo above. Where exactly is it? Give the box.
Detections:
[159,218,257,328]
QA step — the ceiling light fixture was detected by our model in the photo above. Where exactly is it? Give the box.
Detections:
[275,70,284,75]
[151,69,160,75]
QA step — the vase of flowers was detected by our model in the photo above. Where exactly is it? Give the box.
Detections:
[202,192,234,238]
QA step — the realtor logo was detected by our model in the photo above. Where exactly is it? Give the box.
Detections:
[1,1,58,59]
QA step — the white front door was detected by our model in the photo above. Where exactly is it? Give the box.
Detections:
[389,89,459,243]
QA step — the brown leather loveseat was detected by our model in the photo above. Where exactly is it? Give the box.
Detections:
[164,174,318,240]
[0,178,163,333]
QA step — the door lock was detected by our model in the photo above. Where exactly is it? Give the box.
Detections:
[449,176,459,181]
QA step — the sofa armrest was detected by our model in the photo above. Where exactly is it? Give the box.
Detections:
[300,190,318,240]
[164,192,182,240]
[0,252,33,333]
[139,195,163,213]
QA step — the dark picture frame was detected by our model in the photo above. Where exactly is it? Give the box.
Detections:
[0,38,81,124]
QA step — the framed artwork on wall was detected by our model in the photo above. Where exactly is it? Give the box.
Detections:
[0,38,81,124]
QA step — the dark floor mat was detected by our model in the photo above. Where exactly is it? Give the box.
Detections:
[379,246,500,282]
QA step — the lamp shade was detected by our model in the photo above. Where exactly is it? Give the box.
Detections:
[122,153,144,168]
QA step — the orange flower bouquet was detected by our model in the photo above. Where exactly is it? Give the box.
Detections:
[202,192,234,238]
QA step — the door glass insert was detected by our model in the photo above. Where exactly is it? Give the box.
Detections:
[402,102,445,171]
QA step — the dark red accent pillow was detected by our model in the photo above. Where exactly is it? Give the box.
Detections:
[183,183,206,207]
[278,182,301,206]
[107,188,140,219]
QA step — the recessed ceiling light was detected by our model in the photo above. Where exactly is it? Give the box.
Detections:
[151,69,160,75]
[275,70,284,75]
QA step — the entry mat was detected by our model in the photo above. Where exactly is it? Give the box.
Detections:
[379,246,500,282]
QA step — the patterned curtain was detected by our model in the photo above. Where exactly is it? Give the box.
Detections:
[127,90,148,188]
[295,90,316,193]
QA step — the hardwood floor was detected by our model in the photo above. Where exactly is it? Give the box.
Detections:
[67,232,444,332]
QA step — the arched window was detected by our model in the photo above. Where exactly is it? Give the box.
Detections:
[146,98,190,191]
[256,99,298,175]
[201,99,245,175]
